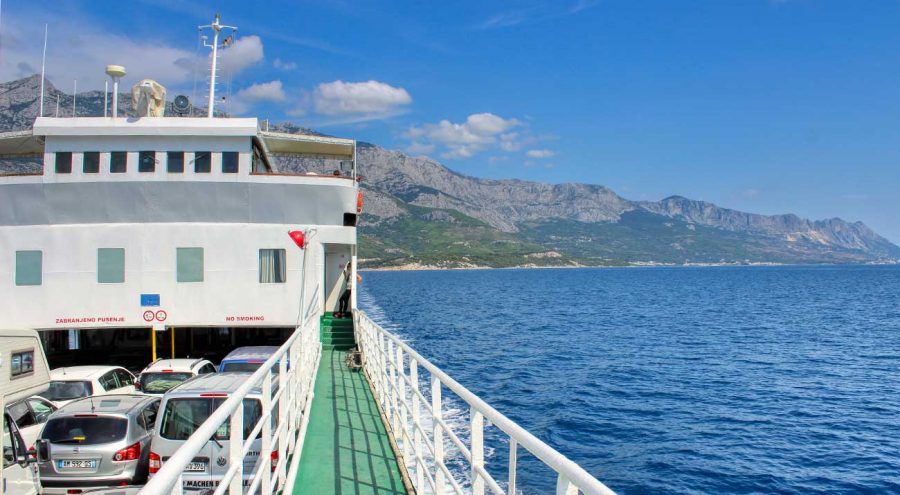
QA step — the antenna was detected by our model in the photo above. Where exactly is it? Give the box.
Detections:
[198,14,237,118]
[72,79,76,117]
[104,80,108,117]
[105,65,126,119]
[39,24,47,117]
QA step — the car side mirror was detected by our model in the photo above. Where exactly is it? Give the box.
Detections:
[36,439,50,463]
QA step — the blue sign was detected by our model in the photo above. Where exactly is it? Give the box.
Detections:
[141,294,160,307]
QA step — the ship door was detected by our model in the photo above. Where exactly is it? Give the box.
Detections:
[323,245,352,314]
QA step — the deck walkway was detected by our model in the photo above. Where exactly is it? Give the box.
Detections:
[293,348,406,495]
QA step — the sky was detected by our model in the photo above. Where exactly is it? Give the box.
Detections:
[3,0,900,243]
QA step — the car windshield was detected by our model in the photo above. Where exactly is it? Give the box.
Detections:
[221,362,263,373]
[140,372,193,393]
[42,416,127,445]
[159,398,262,440]
[40,381,93,401]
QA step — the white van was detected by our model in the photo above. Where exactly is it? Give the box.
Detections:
[148,373,276,492]
[1,329,51,495]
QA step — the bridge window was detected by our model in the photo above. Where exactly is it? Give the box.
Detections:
[259,249,286,283]
[222,151,239,173]
[15,250,42,286]
[139,151,156,173]
[110,151,127,173]
[194,152,211,173]
[83,152,100,173]
[177,247,204,283]
[98,248,125,283]
[55,152,72,174]
[167,152,184,173]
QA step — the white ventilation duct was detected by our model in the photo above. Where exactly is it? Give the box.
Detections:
[132,79,167,117]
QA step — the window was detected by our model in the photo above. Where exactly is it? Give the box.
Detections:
[110,151,127,173]
[194,152,211,173]
[167,151,184,173]
[160,398,261,440]
[8,402,35,429]
[139,151,156,172]
[15,250,42,286]
[113,368,134,387]
[259,249,286,283]
[222,151,239,173]
[27,398,56,424]
[199,364,217,374]
[99,371,118,391]
[177,247,204,282]
[139,401,159,431]
[83,152,100,173]
[39,381,92,402]
[97,248,125,283]
[10,350,34,377]
[43,416,127,445]
[55,152,73,174]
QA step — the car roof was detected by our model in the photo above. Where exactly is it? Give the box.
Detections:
[166,372,261,396]
[221,346,280,362]
[50,366,126,380]
[54,394,156,415]
[142,358,209,373]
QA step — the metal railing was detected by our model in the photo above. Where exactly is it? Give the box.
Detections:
[356,311,617,495]
[137,317,321,495]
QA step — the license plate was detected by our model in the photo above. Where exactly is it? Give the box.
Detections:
[58,459,97,469]
[185,461,207,472]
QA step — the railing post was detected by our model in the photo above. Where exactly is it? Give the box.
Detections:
[410,360,424,491]
[388,339,399,433]
[471,409,485,495]
[229,402,244,495]
[397,345,409,461]
[508,438,518,495]
[277,353,288,486]
[260,369,273,495]
[431,375,445,495]
[556,473,578,495]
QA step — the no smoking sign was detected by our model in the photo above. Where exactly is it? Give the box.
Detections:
[144,310,168,323]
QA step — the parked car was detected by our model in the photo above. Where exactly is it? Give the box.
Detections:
[39,366,137,407]
[1,329,52,495]
[136,358,217,396]
[218,346,281,373]
[36,394,160,494]
[6,396,57,449]
[149,373,276,492]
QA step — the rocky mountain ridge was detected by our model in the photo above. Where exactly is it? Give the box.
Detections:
[2,75,897,266]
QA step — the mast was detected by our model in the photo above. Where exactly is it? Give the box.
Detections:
[39,24,47,117]
[199,14,236,118]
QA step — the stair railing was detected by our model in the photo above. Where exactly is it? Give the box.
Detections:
[356,311,617,495]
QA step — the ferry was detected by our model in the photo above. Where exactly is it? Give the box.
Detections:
[0,16,615,495]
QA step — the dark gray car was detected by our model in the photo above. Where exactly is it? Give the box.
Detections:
[37,394,160,495]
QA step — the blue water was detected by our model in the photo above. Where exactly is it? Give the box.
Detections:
[358,266,900,494]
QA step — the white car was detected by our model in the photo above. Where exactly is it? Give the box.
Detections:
[136,358,217,395]
[6,396,57,449]
[38,366,137,407]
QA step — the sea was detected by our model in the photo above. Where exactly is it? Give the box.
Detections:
[357,265,900,495]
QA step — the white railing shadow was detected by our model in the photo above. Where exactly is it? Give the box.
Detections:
[356,311,617,495]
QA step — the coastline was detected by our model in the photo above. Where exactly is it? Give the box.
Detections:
[360,260,900,272]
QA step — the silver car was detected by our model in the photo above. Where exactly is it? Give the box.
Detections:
[149,373,275,492]
[36,394,160,495]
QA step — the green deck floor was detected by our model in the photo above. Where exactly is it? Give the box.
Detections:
[293,348,406,495]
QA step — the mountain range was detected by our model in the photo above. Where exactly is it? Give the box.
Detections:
[2,75,898,267]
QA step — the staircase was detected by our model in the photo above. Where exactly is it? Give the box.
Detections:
[320,313,356,350]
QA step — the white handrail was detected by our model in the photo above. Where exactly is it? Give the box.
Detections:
[356,311,617,495]
[139,318,319,495]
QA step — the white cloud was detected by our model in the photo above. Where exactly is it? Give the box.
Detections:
[499,133,522,151]
[406,142,436,155]
[273,58,298,70]
[313,80,412,116]
[219,35,265,76]
[236,80,286,102]
[405,113,522,159]
[527,149,555,158]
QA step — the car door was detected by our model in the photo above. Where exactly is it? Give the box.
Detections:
[135,400,160,480]
[3,414,39,495]
[21,398,57,448]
